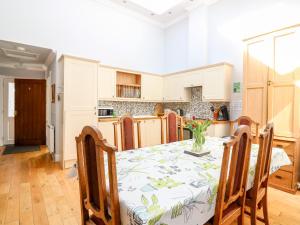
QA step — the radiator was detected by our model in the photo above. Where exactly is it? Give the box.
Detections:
[47,124,55,154]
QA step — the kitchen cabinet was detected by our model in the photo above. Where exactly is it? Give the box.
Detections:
[202,65,232,102]
[98,118,162,150]
[164,64,231,102]
[141,74,163,101]
[206,123,230,137]
[183,71,204,88]
[98,121,117,147]
[98,66,116,99]
[59,55,98,168]
[163,75,191,102]
[140,119,161,147]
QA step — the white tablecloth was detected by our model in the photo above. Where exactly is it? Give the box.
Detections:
[113,137,290,225]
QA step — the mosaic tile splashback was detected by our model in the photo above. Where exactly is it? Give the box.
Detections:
[98,87,229,119]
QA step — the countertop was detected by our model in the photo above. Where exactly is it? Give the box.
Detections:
[98,116,230,124]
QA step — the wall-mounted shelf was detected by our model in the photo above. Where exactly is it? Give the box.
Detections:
[116,71,141,98]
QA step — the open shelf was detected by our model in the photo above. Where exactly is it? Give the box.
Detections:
[116,71,141,98]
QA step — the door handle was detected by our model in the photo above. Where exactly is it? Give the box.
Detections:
[14,110,18,117]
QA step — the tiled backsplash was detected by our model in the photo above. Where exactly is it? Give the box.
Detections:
[99,87,229,119]
[98,101,157,116]
[164,87,229,119]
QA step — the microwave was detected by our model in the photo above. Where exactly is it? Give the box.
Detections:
[98,107,114,118]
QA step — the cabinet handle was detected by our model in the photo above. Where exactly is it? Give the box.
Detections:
[275,144,284,148]
[275,175,283,180]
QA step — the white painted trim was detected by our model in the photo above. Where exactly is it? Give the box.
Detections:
[0,77,3,146]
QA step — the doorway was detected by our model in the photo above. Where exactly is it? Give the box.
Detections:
[3,78,46,146]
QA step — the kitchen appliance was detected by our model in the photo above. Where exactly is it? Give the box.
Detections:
[218,105,229,121]
[176,108,184,116]
[98,107,114,118]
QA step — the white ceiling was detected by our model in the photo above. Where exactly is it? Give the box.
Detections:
[108,0,219,26]
[0,40,54,76]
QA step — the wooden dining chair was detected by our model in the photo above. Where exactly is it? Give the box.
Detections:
[113,115,141,151]
[160,111,184,144]
[213,125,252,225]
[230,116,259,142]
[76,126,121,225]
[245,123,274,225]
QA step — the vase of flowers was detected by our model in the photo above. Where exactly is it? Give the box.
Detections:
[186,120,212,152]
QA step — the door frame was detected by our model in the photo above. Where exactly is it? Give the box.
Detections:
[3,78,15,145]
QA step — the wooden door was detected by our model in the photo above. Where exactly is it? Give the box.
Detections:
[243,37,271,131]
[15,79,46,145]
[268,27,300,138]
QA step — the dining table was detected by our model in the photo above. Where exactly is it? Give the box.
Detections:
[110,137,291,225]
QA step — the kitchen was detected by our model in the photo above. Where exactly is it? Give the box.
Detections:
[97,63,232,151]
[59,56,232,168]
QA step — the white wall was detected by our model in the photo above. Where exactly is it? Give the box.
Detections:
[188,6,208,68]
[164,0,300,118]
[164,19,189,73]
[0,0,165,74]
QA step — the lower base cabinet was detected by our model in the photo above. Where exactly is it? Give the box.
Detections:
[269,139,299,194]
[98,118,162,151]
[140,119,161,147]
[206,123,230,138]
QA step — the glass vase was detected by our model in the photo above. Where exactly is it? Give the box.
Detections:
[192,132,205,153]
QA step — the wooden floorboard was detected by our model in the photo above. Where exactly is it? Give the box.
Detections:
[0,146,299,225]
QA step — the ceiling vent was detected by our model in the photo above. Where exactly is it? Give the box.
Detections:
[1,48,40,61]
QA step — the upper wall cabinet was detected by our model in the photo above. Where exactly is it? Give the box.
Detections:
[98,66,116,99]
[98,63,232,103]
[163,75,191,102]
[141,74,163,101]
[164,63,232,102]
[202,65,232,102]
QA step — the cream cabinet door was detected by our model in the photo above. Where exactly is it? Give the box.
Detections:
[98,66,116,99]
[183,71,203,87]
[63,57,98,111]
[268,28,300,138]
[98,122,117,147]
[63,110,97,166]
[140,119,161,147]
[164,75,190,102]
[202,66,231,102]
[141,74,163,101]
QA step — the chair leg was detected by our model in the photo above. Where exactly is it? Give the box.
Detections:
[262,195,270,225]
[250,207,257,225]
[238,205,245,225]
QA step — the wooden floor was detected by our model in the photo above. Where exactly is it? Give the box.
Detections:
[0,147,299,225]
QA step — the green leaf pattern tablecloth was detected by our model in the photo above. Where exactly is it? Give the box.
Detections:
[113,137,290,225]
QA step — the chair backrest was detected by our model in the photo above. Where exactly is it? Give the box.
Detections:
[251,123,274,198]
[214,125,252,225]
[230,116,259,142]
[160,111,183,144]
[113,116,141,151]
[76,126,120,225]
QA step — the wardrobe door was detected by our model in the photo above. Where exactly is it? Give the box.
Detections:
[268,27,300,138]
[243,37,271,131]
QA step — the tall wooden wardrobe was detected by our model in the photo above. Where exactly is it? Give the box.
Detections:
[243,25,300,193]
